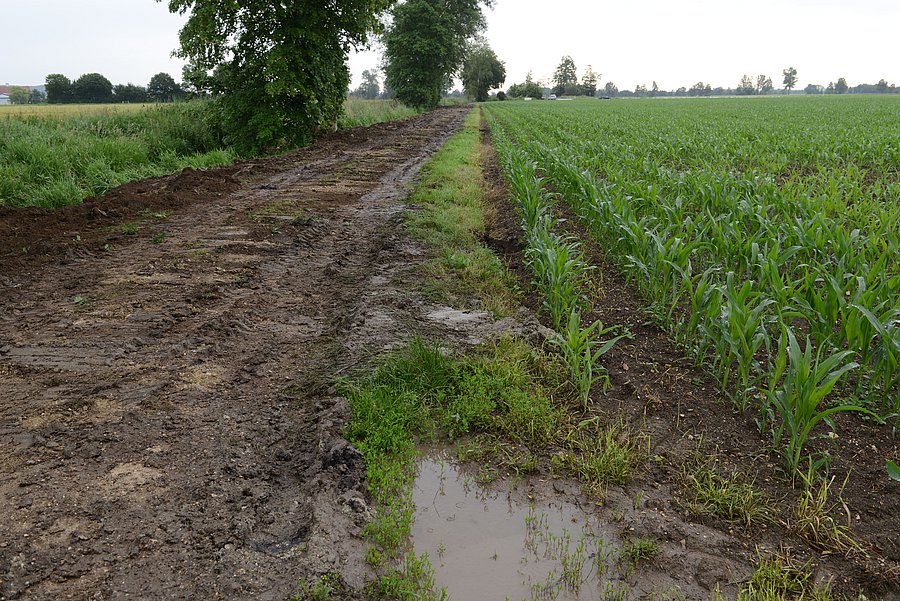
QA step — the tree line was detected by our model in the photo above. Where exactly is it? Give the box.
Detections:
[505,58,898,99]
[43,72,186,104]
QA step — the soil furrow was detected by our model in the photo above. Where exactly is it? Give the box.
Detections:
[0,107,468,600]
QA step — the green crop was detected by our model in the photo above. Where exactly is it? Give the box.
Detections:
[484,96,899,475]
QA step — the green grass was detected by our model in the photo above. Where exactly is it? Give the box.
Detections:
[406,108,521,317]
[0,100,232,208]
[339,98,419,129]
[556,417,648,491]
[713,551,838,601]
[678,453,775,526]
[1,98,420,209]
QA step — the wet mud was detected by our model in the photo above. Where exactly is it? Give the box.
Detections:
[0,107,471,600]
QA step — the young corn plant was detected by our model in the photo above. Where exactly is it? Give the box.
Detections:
[526,234,591,331]
[550,309,626,410]
[720,272,776,410]
[762,327,872,477]
[852,304,900,414]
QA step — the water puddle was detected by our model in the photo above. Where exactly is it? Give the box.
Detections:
[411,457,629,601]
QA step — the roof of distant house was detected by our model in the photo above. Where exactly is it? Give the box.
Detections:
[0,86,32,94]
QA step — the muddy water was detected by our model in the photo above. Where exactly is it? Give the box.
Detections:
[411,457,627,601]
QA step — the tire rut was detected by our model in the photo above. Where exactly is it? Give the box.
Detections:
[0,106,469,600]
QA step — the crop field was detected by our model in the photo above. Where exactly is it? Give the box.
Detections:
[485,96,900,476]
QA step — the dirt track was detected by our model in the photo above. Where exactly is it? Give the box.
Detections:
[0,107,468,600]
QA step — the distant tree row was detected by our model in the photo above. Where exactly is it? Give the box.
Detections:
[505,59,898,99]
[44,72,185,104]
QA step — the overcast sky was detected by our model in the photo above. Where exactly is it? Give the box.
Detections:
[2,0,898,92]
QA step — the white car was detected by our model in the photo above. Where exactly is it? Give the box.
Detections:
[549,94,557,100]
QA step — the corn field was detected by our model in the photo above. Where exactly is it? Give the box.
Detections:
[485,96,900,476]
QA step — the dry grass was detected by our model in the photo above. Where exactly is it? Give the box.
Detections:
[0,103,153,119]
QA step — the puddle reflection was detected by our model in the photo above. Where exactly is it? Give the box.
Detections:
[411,457,625,601]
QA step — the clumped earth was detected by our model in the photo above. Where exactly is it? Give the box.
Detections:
[0,108,472,600]
[1,105,897,601]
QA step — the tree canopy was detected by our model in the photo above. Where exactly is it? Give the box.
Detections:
[782,67,798,91]
[45,74,73,104]
[161,0,392,153]
[352,69,381,99]
[73,73,114,103]
[461,42,505,102]
[384,0,491,110]
[552,56,577,95]
[148,72,182,102]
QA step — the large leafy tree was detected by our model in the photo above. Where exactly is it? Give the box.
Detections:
[552,56,577,95]
[581,65,599,97]
[461,42,505,102]
[352,69,381,99]
[45,74,73,104]
[160,0,392,153]
[384,0,491,110]
[9,88,29,105]
[835,77,849,94]
[782,67,798,92]
[148,72,182,102]
[73,73,114,103]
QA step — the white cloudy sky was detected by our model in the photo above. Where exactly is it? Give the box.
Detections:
[2,0,898,91]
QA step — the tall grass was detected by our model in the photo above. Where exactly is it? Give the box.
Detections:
[339,98,419,129]
[1,98,421,209]
[0,101,232,208]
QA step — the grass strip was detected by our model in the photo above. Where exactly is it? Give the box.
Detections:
[406,108,520,317]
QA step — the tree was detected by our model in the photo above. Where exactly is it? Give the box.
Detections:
[73,73,114,103]
[581,65,599,97]
[826,81,835,94]
[28,89,46,104]
[689,82,711,97]
[384,0,490,110]
[147,72,182,102]
[835,77,849,94]
[163,0,392,153]
[756,74,774,95]
[737,74,755,95]
[181,62,214,97]
[603,81,618,97]
[635,84,647,97]
[461,42,505,102]
[552,55,577,96]
[876,79,889,94]
[8,88,29,104]
[508,71,542,100]
[45,73,73,104]
[352,69,381,99]
[650,81,659,97]
[114,83,149,103]
[782,66,798,92]
[804,83,824,94]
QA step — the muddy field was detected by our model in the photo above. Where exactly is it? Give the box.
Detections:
[0,107,473,600]
[1,105,898,601]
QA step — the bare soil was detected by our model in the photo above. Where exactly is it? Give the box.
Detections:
[0,107,471,600]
